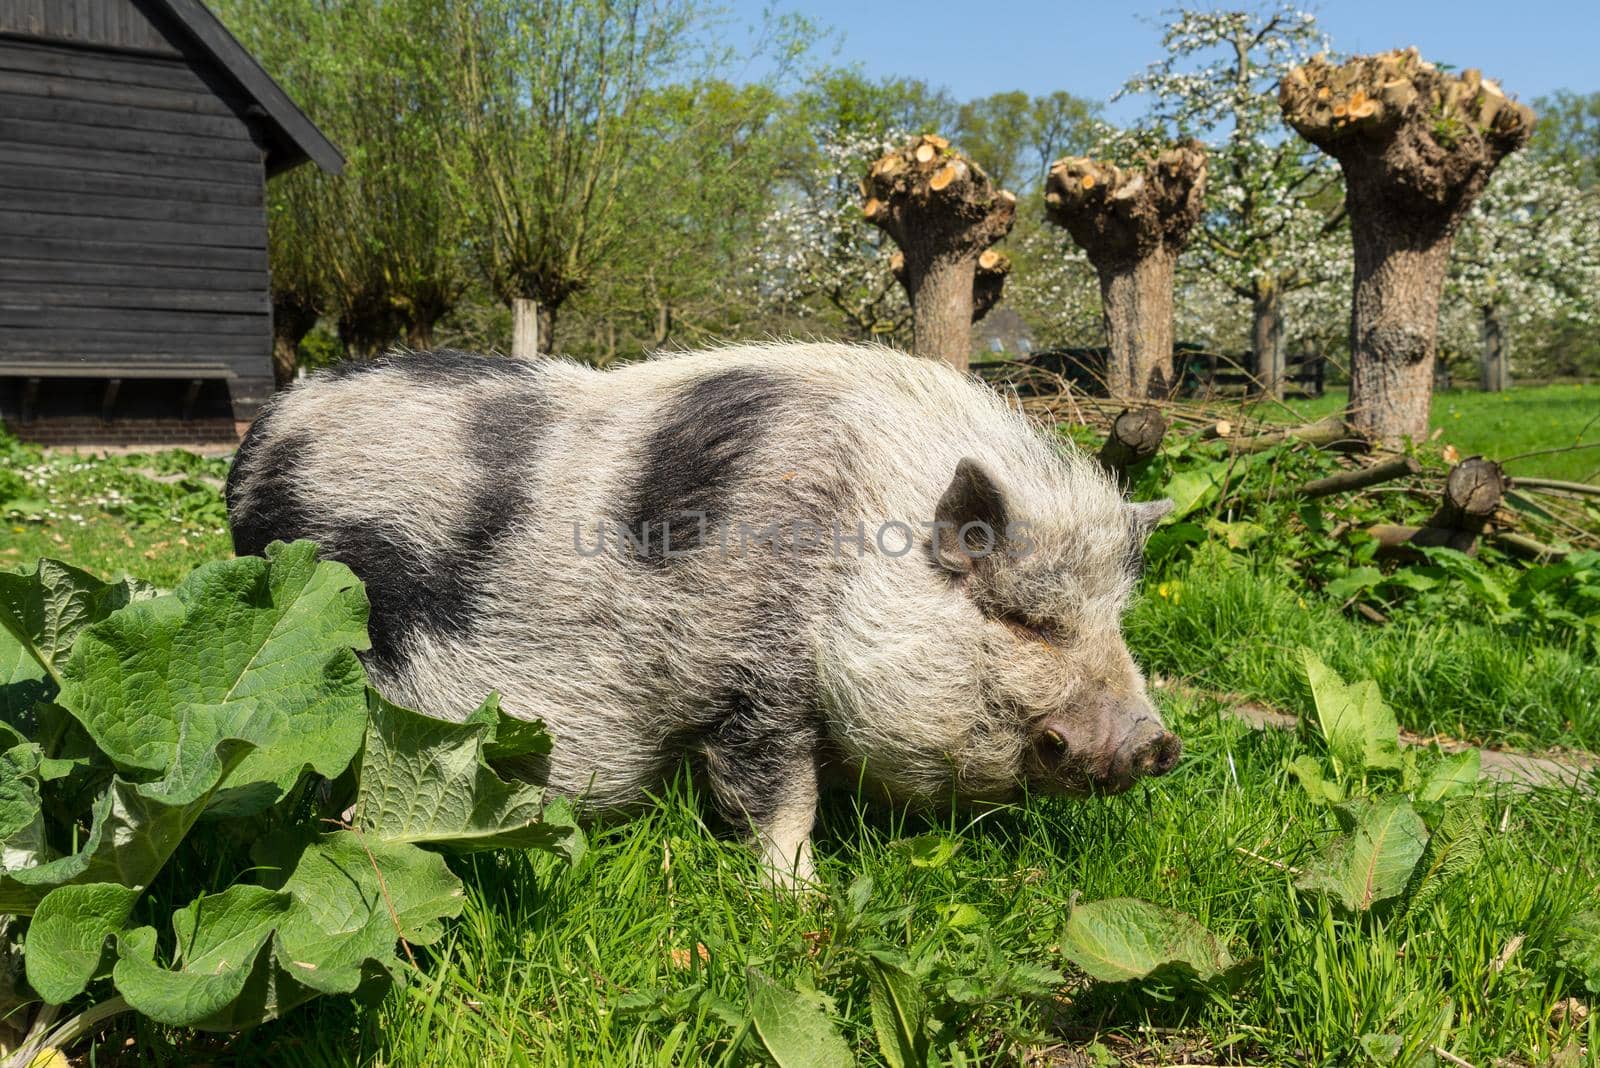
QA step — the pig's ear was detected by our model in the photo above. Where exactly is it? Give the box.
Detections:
[933,457,1009,573]
[1129,498,1175,541]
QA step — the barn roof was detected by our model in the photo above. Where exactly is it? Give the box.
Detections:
[147,0,344,177]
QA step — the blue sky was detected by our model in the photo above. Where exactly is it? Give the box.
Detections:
[734,1,1596,121]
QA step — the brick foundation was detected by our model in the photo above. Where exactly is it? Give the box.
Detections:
[5,416,241,449]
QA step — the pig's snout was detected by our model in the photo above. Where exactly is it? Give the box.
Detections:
[1033,708,1182,794]
[1123,724,1182,780]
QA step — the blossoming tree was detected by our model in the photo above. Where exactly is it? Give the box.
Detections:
[1445,154,1600,390]
[1120,6,1344,398]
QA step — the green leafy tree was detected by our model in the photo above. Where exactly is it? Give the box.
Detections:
[436,0,712,355]
[1530,89,1600,187]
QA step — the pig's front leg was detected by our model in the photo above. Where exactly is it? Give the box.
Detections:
[703,713,821,891]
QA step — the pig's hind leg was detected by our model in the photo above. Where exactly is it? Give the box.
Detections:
[700,691,822,890]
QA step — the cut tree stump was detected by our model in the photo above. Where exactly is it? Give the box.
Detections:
[1097,407,1168,488]
[1368,456,1507,559]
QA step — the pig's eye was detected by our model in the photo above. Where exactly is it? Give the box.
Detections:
[999,612,1059,644]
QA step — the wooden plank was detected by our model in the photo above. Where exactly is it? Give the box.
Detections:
[0,90,252,141]
[0,162,262,206]
[0,67,237,117]
[2,142,260,185]
[4,235,267,271]
[2,360,236,378]
[0,36,205,92]
[0,210,264,250]
[0,256,264,290]
[0,305,268,335]
[0,116,264,163]
[0,281,268,313]
[0,186,261,226]
[4,333,267,356]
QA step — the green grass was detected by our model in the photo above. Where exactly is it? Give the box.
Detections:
[113,690,1600,1066]
[1269,383,1600,483]
[1128,553,1600,753]
[4,388,1598,1067]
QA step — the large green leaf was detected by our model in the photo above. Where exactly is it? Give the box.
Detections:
[1416,751,1480,803]
[354,690,582,858]
[0,734,254,915]
[59,541,370,812]
[1301,651,1402,776]
[24,883,140,1003]
[0,742,47,873]
[0,559,151,726]
[864,949,930,1068]
[1295,797,1430,913]
[746,967,854,1068]
[1061,898,1234,984]
[113,830,464,1030]
[1403,800,1483,916]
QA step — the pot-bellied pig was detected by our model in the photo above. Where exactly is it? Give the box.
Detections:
[225,342,1180,885]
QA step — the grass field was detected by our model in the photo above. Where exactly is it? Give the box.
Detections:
[3,382,1598,1066]
[1270,383,1600,483]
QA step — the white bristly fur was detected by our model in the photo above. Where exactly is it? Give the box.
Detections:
[227,342,1167,886]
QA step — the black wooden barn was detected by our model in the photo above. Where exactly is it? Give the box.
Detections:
[0,0,340,445]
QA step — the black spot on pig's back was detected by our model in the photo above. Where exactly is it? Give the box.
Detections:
[230,362,551,674]
[625,368,789,565]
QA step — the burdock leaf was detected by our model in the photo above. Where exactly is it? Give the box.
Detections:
[354,689,582,859]
[1295,796,1430,913]
[746,967,853,1068]
[59,541,370,813]
[1061,898,1234,984]
[24,882,140,1003]
[0,559,149,726]
[0,735,254,915]
[1301,651,1402,775]
[1417,751,1480,803]
[114,831,464,1030]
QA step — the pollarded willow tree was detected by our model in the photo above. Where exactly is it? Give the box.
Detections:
[1446,154,1600,390]
[889,249,1010,324]
[1281,49,1535,443]
[1121,6,1343,399]
[861,134,1018,370]
[1042,142,1208,398]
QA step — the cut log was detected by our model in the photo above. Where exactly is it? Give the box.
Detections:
[1298,455,1421,499]
[1097,407,1168,487]
[1228,414,1354,455]
[1426,456,1506,533]
[1508,477,1600,498]
[1492,532,1567,562]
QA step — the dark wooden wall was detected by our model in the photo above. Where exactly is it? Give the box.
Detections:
[0,0,275,422]
[0,0,177,56]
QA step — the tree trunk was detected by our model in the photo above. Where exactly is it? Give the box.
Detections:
[1346,214,1453,443]
[406,319,435,352]
[1097,250,1176,399]
[1479,303,1508,392]
[654,302,673,348]
[270,289,319,390]
[1279,49,1534,446]
[862,135,1016,373]
[1251,286,1285,400]
[511,297,540,358]
[907,255,978,371]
